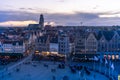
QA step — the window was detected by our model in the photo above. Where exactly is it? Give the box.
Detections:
[112,55,115,60]
[116,55,119,59]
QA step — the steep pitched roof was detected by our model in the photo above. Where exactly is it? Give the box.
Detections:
[103,31,114,41]
[117,30,120,36]
[94,31,102,40]
[94,30,114,41]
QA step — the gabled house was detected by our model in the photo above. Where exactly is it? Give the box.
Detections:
[103,31,114,52]
[97,31,120,60]
[85,32,98,54]
[97,31,114,52]
[35,35,50,52]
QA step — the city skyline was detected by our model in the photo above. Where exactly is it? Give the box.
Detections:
[1,0,120,26]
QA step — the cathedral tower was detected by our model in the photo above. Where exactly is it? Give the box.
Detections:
[39,14,44,28]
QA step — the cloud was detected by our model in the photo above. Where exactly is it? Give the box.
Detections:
[19,8,36,10]
[0,10,39,22]
[44,21,56,26]
[45,12,99,26]
[0,10,120,26]
[85,17,120,26]
[0,20,37,27]
[0,10,99,25]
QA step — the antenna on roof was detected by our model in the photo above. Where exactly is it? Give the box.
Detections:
[80,22,83,26]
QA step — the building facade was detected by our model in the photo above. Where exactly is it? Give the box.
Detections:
[85,33,98,54]
[1,40,25,53]
[49,36,58,53]
[74,27,86,54]
[58,33,70,55]
[35,35,49,52]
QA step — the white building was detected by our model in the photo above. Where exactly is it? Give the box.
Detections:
[13,41,25,53]
[3,41,14,53]
[49,36,58,53]
[58,32,74,55]
[2,40,25,54]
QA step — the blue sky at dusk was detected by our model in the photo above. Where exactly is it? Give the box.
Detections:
[1,0,120,26]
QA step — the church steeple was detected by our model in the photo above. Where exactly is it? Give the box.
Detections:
[39,14,44,28]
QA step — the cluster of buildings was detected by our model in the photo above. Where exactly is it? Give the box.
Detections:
[0,14,46,59]
[74,28,120,60]
[0,27,33,59]
[28,14,120,61]
[30,26,120,61]
[0,14,120,61]
[34,30,74,55]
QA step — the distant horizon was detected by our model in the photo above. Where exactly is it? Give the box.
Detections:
[0,25,120,28]
[1,0,120,27]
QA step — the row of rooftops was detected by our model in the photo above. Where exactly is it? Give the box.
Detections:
[36,35,58,43]
[0,27,31,43]
[87,30,120,41]
[0,29,27,45]
[0,40,24,45]
[36,29,120,44]
[36,34,74,44]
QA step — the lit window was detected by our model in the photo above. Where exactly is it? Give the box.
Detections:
[116,55,119,59]
[112,55,115,60]
[108,55,111,60]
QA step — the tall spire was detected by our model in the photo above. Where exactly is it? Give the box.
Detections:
[39,14,44,27]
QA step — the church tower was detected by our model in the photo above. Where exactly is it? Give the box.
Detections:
[39,14,44,28]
